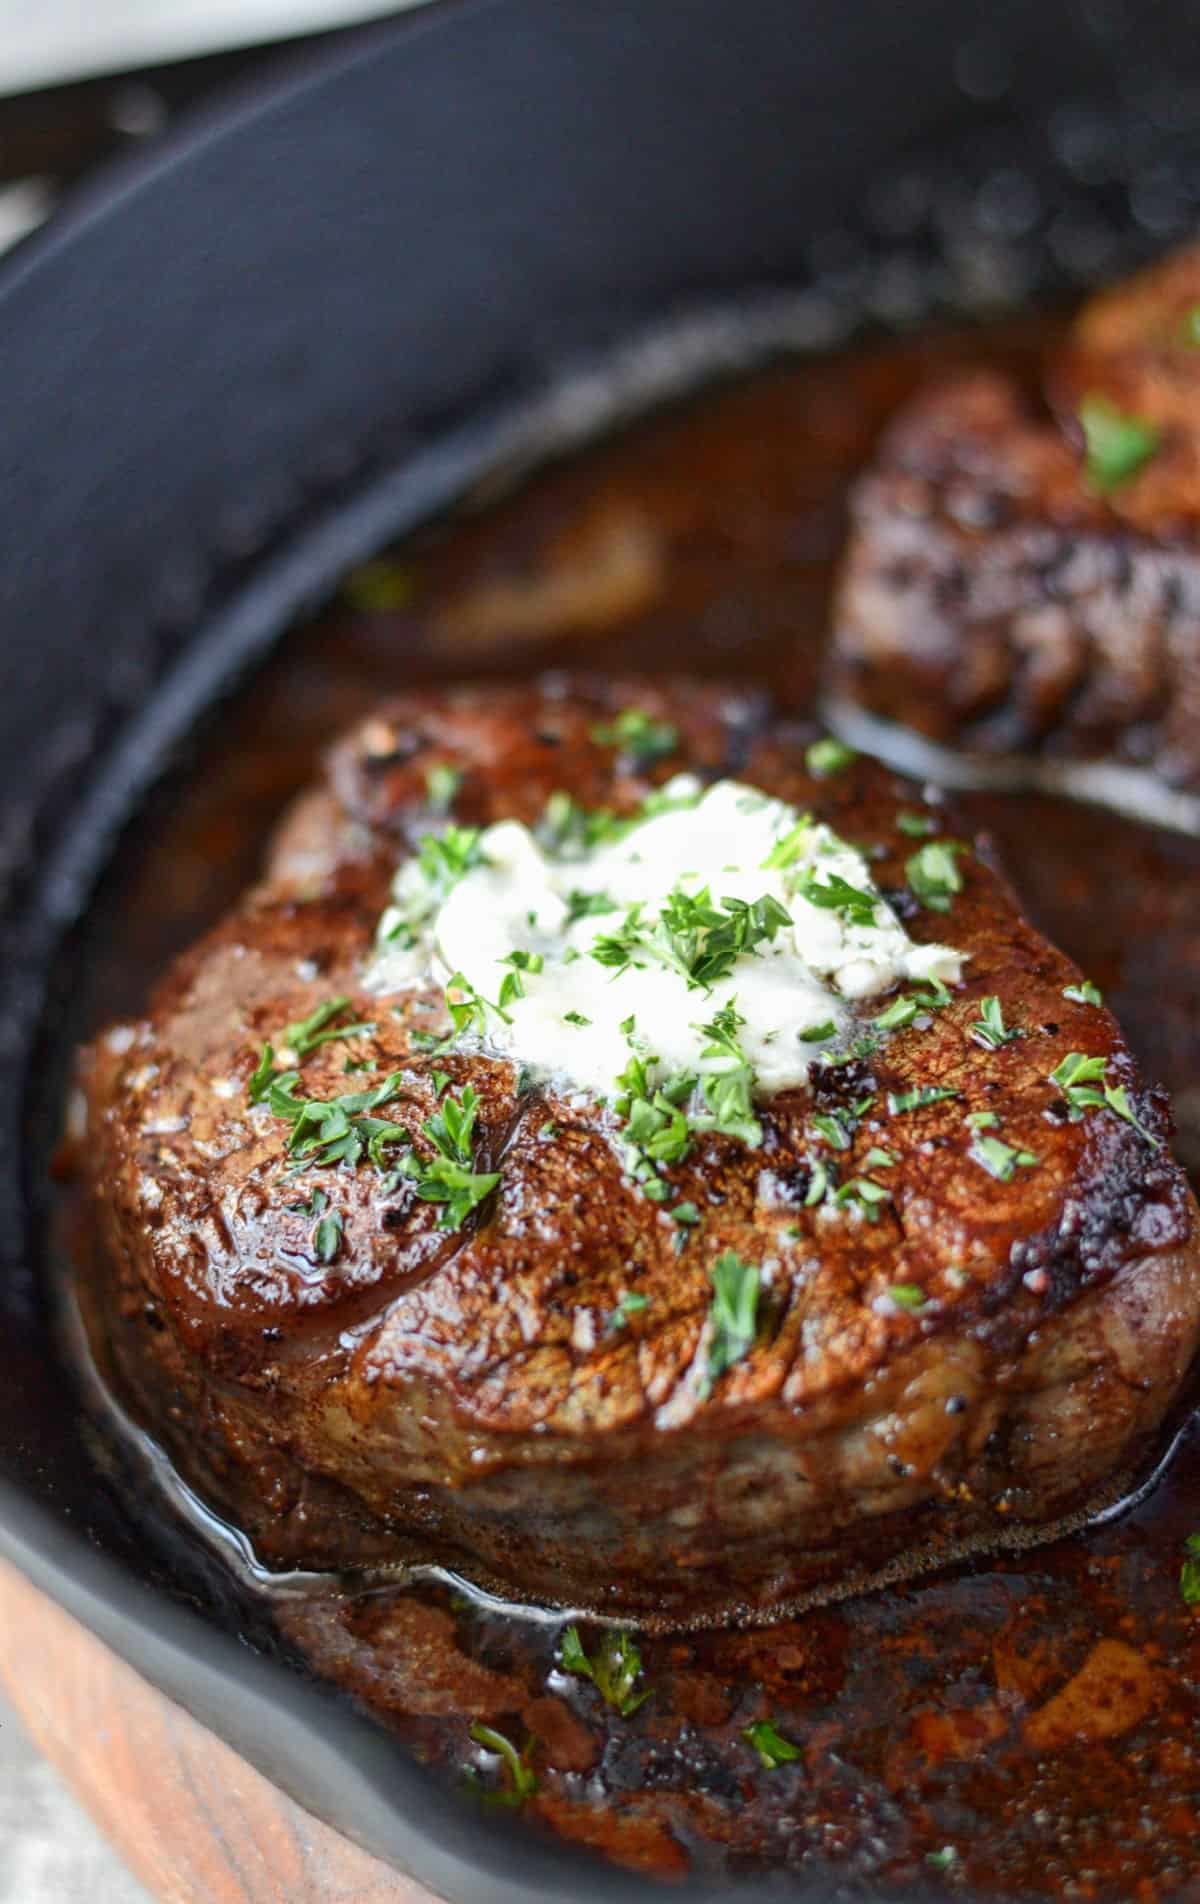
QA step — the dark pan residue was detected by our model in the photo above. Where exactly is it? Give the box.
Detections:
[64,312,1200,1898]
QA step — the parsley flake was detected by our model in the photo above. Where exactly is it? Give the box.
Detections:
[312,1202,345,1263]
[887,1085,958,1115]
[927,1846,959,1873]
[704,1250,759,1392]
[1180,1533,1200,1606]
[798,869,877,928]
[971,1133,1039,1181]
[742,1719,802,1769]
[414,1085,502,1227]
[888,1283,927,1311]
[896,810,938,837]
[906,840,964,913]
[560,1626,650,1717]
[610,1289,649,1329]
[467,1722,538,1807]
[970,995,1021,1050]
[1063,980,1103,1006]
[1049,1050,1108,1116]
[589,706,678,763]
[805,736,856,778]
[1078,393,1160,491]
[424,762,462,811]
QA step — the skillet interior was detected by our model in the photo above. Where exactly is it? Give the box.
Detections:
[6,1,1200,1897]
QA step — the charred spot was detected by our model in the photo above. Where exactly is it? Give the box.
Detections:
[1041,1022,1060,1036]
[880,882,921,924]
[810,1058,877,1111]
[534,727,563,747]
[380,1189,418,1229]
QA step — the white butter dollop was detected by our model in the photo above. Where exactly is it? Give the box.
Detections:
[366,777,962,1103]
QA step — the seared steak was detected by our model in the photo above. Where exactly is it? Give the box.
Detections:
[827,246,1200,829]
[76,678,1200,1623]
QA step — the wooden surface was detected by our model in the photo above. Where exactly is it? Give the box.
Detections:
[0,1556,440,1904]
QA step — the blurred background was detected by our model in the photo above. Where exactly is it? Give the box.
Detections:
[0,0,421,255]
[0,8,421,1896]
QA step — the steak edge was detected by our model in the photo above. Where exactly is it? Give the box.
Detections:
[75,677,1200,1623]
[827,246,1200,822]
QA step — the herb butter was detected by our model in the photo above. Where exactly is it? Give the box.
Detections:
[368,777,962,1106]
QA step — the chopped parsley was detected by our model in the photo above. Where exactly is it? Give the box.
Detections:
[798,869,877,929]
[286,1186,345,1260]
[1049,1049,1108,1115]
[887,1085,958,1115]
[805,1158,833,1206]
[281,995,376,1059]
[410,1085,502,1227]
[863,1146,897,1171]
[248,1043,278,1104]
[590,887,790,995]
[444,969,508,1039]
[810,1110,852,1150]
[1063,980,1103,1006]
[742,1719,802,1769]
[970,1133,1039,1181]
[564,888,619,926]
[497,948,543,1010]
[560,1626,650,1717]
[888,1283,927,1312]
[467,1723,538,1807]
[589,705,678,764]
[563,1009,592,1027]
[762,819,813,871]
[834,1176,891,1221]
[906,840,964,913]
[425,762,462,811]
[1180,1533,1200,1606]
[1078,393,1160,491]
[966,1109,998,1131]
[1180,305,1200,348]
[799,1018,837,1043]
[927,1846,959,1873]
[871,978,954,1036]
[704,1249,759,1392]
[610,1290,649,1328]
[1102,1082,1161,1148]
[539,790,629,853]
[264,1070,410,1169]
[1048,1053,1160,1147]
[377,824,487,946]
[312,1199,344,1263]
[805,736,856,778]
[970,995,1021,1050]
[896,810,938,838]
[692,1003,762,1147]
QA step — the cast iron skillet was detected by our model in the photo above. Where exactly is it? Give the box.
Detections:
[5,2,1200,1897]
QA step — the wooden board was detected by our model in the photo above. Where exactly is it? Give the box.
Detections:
[0,1556,440,1903]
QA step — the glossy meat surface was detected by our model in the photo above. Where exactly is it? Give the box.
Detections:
[77,678,1200,1620]
[828,246,1200,799]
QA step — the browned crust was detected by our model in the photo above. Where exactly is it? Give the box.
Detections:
[828,245,1200,789]
[75,677,1200,1618]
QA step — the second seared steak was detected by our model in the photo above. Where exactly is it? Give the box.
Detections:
[827,246,1200,829]
[77,679,1200,1624]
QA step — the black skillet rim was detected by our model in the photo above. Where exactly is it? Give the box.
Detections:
[4,0,1200,1896]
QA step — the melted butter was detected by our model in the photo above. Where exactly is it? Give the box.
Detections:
[367,778,962,1103]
